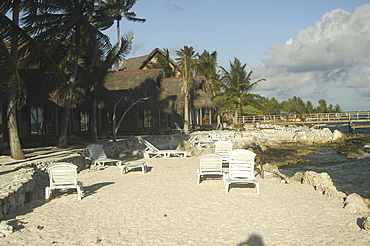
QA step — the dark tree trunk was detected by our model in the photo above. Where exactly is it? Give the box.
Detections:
[8,0,25,159]
[91,87,98,143]
[7,93,25,159]
[58,26,81,148]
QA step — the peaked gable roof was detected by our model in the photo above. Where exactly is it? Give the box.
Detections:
[120,48,178,72]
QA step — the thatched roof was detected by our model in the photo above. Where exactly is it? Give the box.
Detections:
[120,48,178,71]
[120,55,150,70]
[162,76,215,110]
[103,69,171,110]
[105,69,163,90]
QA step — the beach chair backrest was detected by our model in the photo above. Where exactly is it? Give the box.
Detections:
[142,139,160,152]
[228,149,256,179]
[199,154,223,173]
[48,162,78,187]
[215,141,233,156]
[87,144,107,160]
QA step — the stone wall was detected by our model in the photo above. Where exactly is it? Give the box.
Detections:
[0,153,86,220]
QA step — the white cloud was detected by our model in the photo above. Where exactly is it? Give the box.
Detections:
[253,4,370,111]
[130,41,147,56]
[164,0,183,11]
[264,5,370,72]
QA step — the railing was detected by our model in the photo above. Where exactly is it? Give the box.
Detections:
[237,112,370,125]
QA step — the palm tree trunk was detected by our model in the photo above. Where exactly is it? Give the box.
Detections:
[116,19,120,45]
[91,87,98,143]
[234,106,238,125]
[58,26,81,148]
[183,91,189,134]
[8,0,25,160]
[7,93,25,159]
[58,91,72,148]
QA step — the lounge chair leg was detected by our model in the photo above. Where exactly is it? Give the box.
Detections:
[225,183,230,193]
[256,183,260,195]
[45,187,51,200]
[77,182,83,200]
[142,162,148,173]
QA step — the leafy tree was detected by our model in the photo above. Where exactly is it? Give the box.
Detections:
[255,97,281,115]
[216,58,265,123]
[317,99,328,113]
[334,104,341,112]
[0,1,25,159]
[97,0,145,44]
[306,100,314,114]
[0,0,65,159]
[175,46,198,134]
[196,50,218,92]
[195,50,220,124]
[80,34,133,142]
[25,0,114,148]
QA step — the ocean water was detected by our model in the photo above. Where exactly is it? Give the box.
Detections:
[279,147,370,197]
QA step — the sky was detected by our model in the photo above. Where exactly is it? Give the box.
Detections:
[103,0,370,112]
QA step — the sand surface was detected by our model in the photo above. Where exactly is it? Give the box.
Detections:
[1,156,369,246]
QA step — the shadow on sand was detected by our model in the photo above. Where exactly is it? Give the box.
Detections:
[237,234,265,246]
[3,181,115,232]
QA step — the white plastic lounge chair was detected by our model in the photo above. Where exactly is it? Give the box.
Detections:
[141,139,187,158]
[123,161,148,174]
[224,149,259,194]
[188,135,199,146]
[86,144,147,175]
[214,141,233,165]
[188,134,209,148]
[45,162,83,200]
[197,154,224,184]
[208,130,238,141]
[87,144,122,170]
[173,122,183,133]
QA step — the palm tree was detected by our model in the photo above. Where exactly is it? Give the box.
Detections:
[25,0,113,148]
[97,0,146,44]
[0,0,25,159]
[80,34,133,142]
[217,58,265,124]
[196,50,218,93]
[0,0,64,159]
[196,50,219,126]
[176,46,198,134]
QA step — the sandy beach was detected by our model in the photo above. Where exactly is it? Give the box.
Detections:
[0,155,369,245]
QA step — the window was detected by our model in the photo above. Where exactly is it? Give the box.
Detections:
[30,106,44,135]
[144,109,152,128]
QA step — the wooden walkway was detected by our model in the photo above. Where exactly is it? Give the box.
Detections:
[237,112,370,132]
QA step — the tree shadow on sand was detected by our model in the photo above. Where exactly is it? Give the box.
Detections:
[237,234,265,246]
[3,181,115,231]
[81,181,115,198]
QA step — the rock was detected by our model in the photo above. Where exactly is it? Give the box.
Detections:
[335,136,370,158]
[293,128,335,144]
[178,140,194,156]
[332,130,346,142]
[302,171,346,199]
[363,216,370,231]
[289,172,305,183]
[262,163,289,183]
[344,193,370,215]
